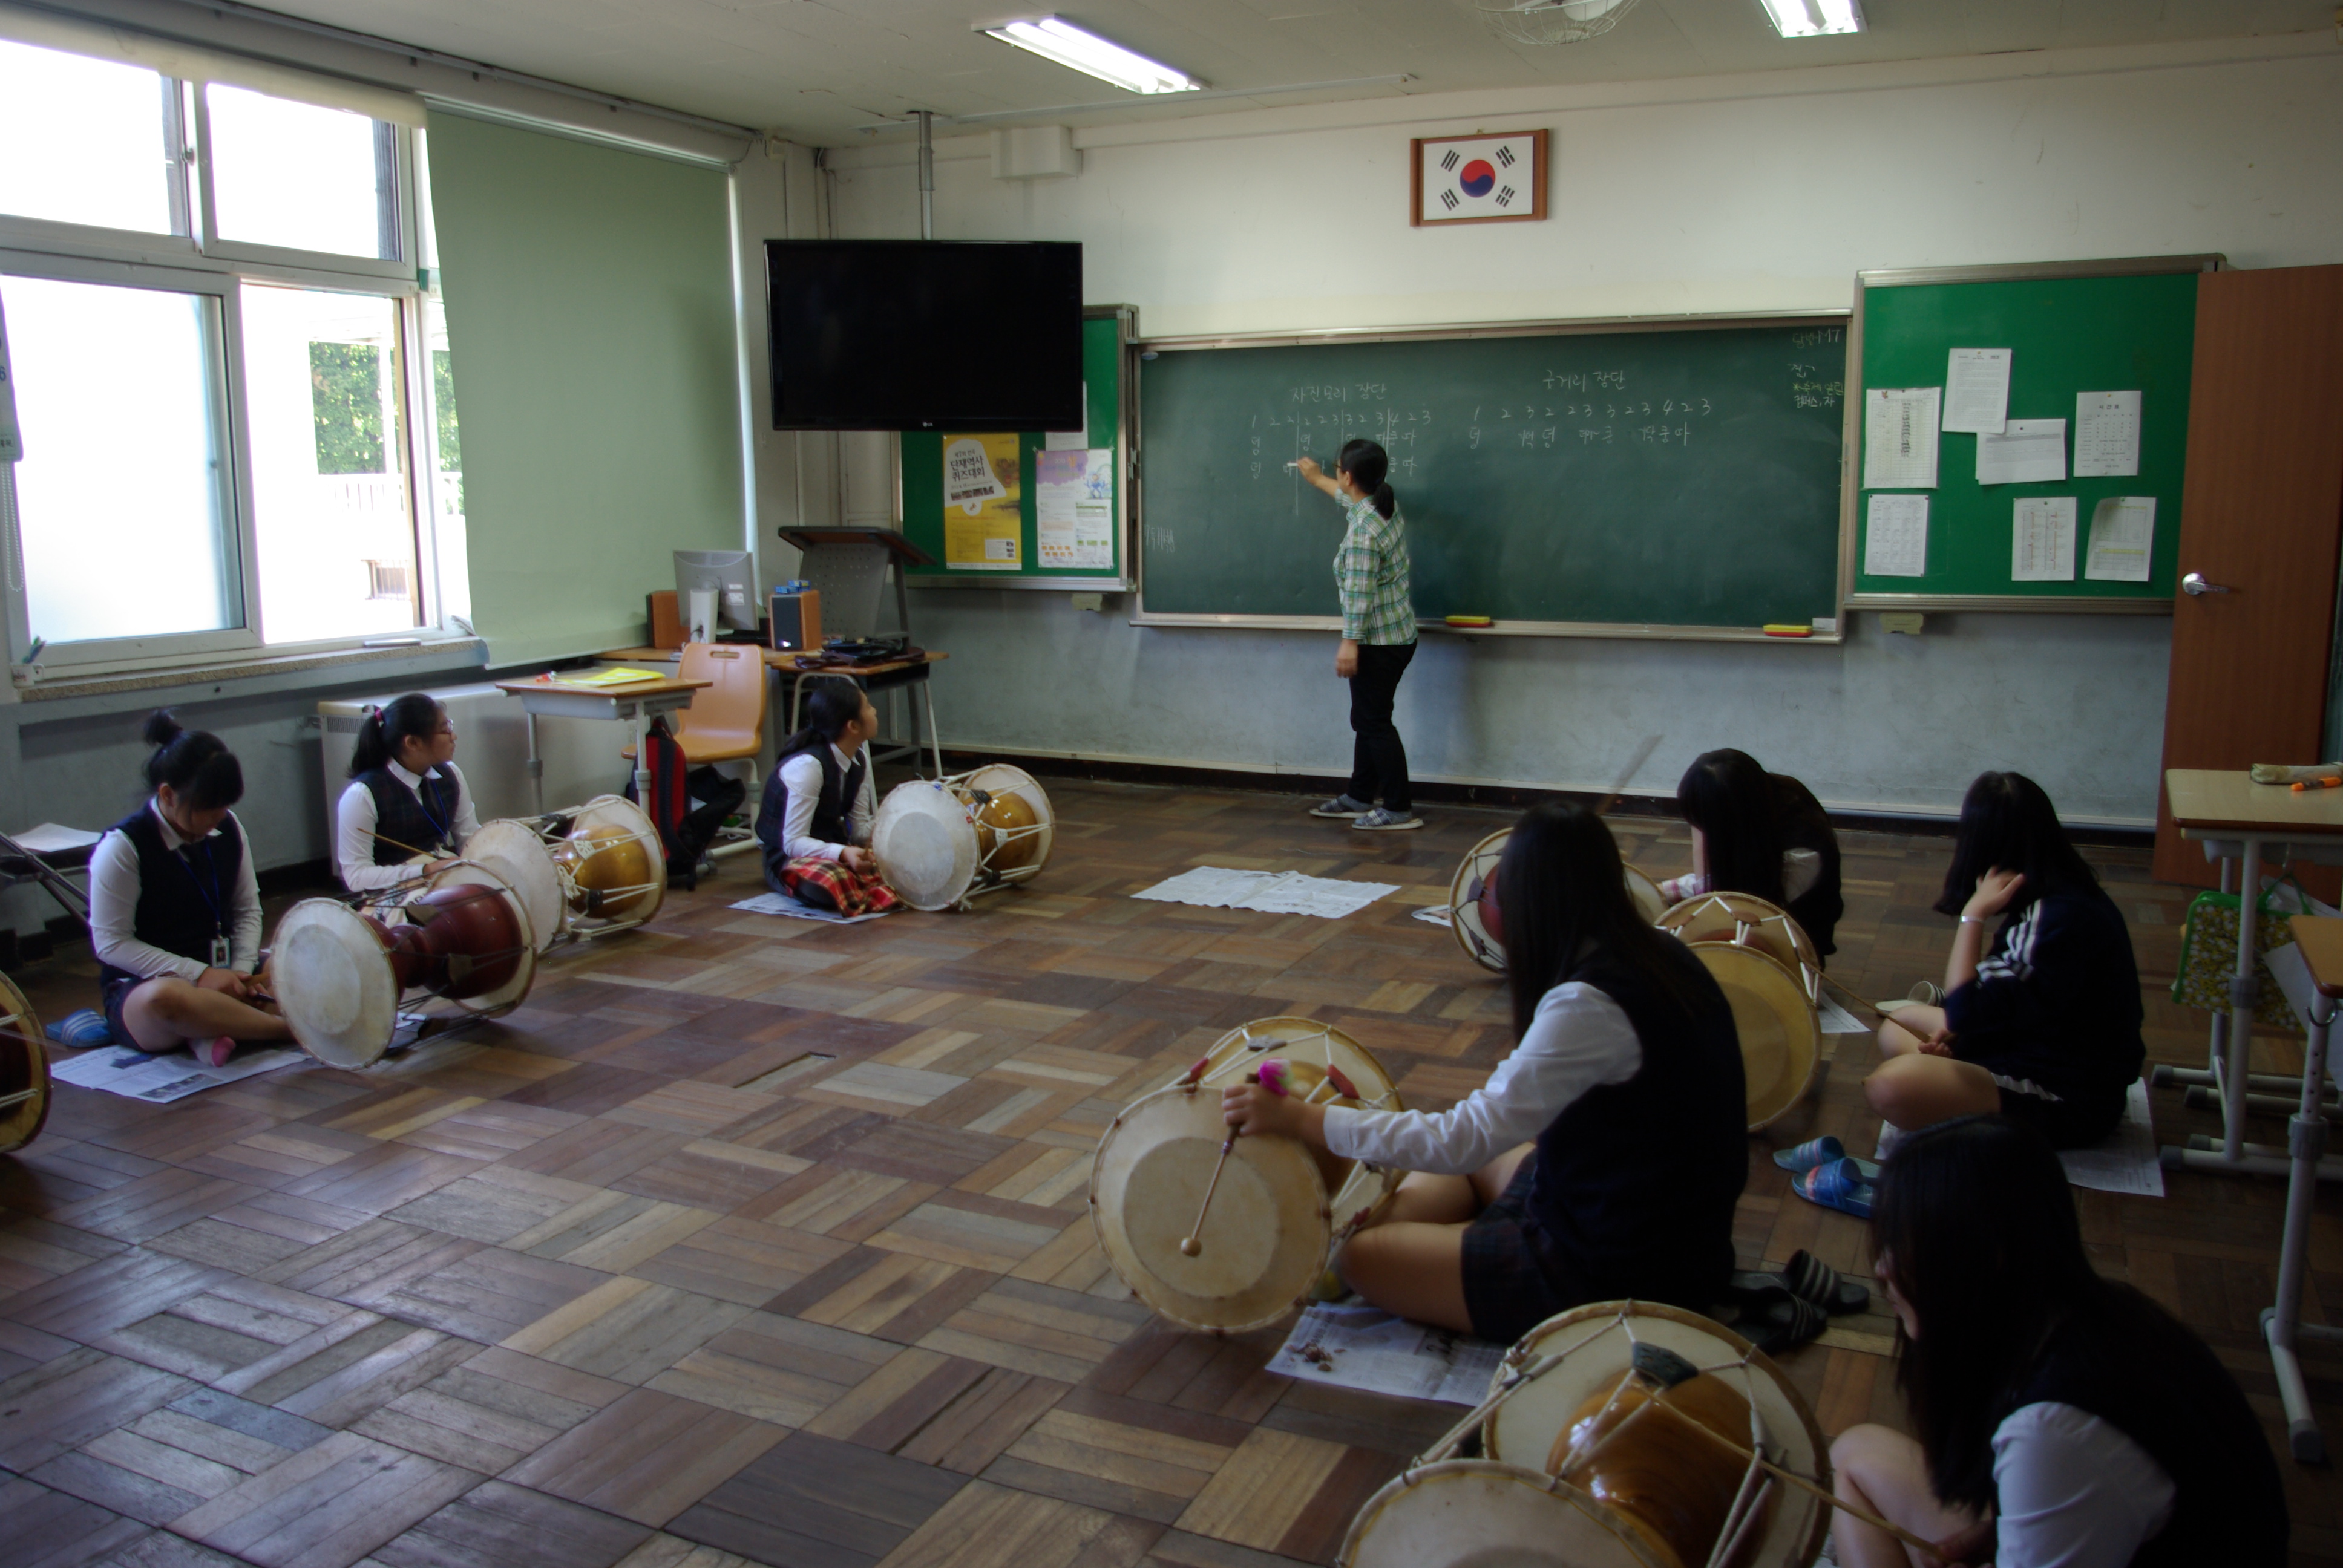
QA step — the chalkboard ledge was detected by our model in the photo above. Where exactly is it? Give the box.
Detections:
[1128,610,1845,645]
[1843,593,2172,615]
[910,574,1134,592]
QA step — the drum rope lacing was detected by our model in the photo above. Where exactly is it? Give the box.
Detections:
[1195,1022,1401,1111]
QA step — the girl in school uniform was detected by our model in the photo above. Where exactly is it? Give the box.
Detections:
[336,693,480,892]
[1299,439,1420,832]
[755,678,897,915]
[90,713,293,1067]
[1830,1116,2285,1568]
[1658,748,1846,958]
[1864,771,2144,1151]
[1222,800,1746,1342]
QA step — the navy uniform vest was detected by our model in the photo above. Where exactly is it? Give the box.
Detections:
[1998,1293,2286,1566]
[1522,937,1747,1308]
[355,766,460,864]
[756,742,867,888]
[97,805,244,988]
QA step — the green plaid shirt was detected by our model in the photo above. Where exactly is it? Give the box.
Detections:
[1334,497,1416,645]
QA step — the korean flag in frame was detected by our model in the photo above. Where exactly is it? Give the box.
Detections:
[1411,130,1548,227]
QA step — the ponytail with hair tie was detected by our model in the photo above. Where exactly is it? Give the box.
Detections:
[139,708,244,811]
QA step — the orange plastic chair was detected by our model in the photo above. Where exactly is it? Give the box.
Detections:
[623,644,768,848]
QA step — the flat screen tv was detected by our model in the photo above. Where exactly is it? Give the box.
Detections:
[765,240,1083,431]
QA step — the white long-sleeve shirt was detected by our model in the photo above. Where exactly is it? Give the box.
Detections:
[776,745,876,863]
[1322,982,1642,1173]
[1992,1402,2175,1568]
[1659,846,1821,906]
[90,802,263,981]
[335,760,480,891]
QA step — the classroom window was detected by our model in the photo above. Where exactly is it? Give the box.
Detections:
[0,41,181,236]
[203,85,399,261]
[1,272,238,647]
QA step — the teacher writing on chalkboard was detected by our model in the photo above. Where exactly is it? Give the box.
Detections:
[1300,439,1421,831]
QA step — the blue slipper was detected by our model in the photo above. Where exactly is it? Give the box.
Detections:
[45,1008,114,1047]
[1792,1157,1876,1220]
[1772,1136,1881,1181]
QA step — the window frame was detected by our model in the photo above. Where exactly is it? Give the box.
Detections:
[0,60,467,681]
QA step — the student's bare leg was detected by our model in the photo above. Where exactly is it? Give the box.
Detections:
[1363,1143,1532,1229]
[1337,1144,1530,1334]
[1875,1005,1947,1059]
[119,978,294,1053]
[1863,1053,2001,1131]
[1830,1424,1981,1568]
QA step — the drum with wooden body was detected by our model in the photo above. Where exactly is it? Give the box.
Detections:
[1657,893,1820,988]
[1340,1301,1829,1568]
[1686,942,1823,1134]
[873,765,1056,912]
[1090,1017,1404,1334]
[0,971,50,1155]
[1449,828,1669,973]
[454,797,666,952]
[270,867,537,1069]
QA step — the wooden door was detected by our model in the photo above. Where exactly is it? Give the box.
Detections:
[2155,266,2343,885]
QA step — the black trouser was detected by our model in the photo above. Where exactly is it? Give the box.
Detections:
[1346,640,1416,812]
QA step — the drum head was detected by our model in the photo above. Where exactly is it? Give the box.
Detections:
[1486,1303,1830,1568]
[419,863,540,1014]
[1196,1017,1403,1108]
[559,797,666,925]
[1340,1462,1666,1568]
[271,899,399,1070]
[952,763,1054,880]
[1091,1083,1330,1333]
[0,970,51,1155]
[1659,892,1819,974]
[1624,867,1667,926]
[874,780,978,910]
[464,820,566,954]
[1448,829,1509,973]
[1690,942,1821,1132]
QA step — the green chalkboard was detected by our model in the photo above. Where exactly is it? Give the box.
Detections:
[1847,263,2211,607]
[900,309,1130,587]
[1133,321,1847,633]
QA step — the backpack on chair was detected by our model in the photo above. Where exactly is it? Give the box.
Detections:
[623,717,697,889]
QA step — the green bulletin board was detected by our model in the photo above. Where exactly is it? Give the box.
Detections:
[899,308,1132,590]
[1846,260,2215,609]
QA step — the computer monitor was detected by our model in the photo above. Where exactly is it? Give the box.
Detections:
[673,550,756,641]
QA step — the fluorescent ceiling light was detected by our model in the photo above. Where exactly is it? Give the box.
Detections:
[983,17,1200,94]
[1758,0,1864,37]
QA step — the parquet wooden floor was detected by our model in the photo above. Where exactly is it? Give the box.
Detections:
[4,779,2338,1567]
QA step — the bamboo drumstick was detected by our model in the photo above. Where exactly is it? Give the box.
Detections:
[1652,1400,1943,1555]
[367,828,445,863]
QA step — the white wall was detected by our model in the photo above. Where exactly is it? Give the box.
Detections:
[821,35,2343,826]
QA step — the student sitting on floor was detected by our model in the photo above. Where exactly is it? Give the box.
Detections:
[755,678,897,915]
[1659,746,1845,959]
[1221,800,1746,1344]
[1865,770,2143,1152]
[335,692,480,892]
[1831,1116,2285,1568]
[90,712,294,1066]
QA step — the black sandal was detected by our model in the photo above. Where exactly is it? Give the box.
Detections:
[1735,1293,1827,1357]
[1725,1249,1869,1316]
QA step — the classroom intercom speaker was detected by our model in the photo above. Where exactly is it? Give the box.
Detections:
[770,589,823,653]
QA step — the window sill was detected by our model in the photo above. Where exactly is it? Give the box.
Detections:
[11,637,486,704]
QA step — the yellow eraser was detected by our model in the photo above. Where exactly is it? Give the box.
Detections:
[1444,615,1493,627]
[1762,624,1813,637]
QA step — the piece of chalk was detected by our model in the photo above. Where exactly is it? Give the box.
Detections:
[1444,615,1493,627]
[1763,624,1813,638]
[2293,776,2343,792]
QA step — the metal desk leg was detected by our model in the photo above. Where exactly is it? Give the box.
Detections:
[526,712,545,816]
[2227,837,2266,1162]
[630,701,652,803]
[2265,995,2342,1462]
[920,681,943,780]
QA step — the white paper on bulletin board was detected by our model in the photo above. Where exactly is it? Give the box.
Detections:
[1037,448,1115,569]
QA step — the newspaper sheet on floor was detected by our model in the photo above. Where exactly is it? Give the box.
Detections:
[1135,867,1400,921]
[1267,1302,1507,1405]
[2059,1079,2162,1198]
[1410,905,1452,927]
[730,892,891,925]
[1815,991,1870,1034]
[48,1045,307,1104]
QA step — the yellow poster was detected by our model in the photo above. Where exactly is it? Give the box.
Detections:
[942,434,1022,569]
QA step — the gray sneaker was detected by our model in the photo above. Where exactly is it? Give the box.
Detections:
[1310,795,1370,818]
[1351,808,1423,831]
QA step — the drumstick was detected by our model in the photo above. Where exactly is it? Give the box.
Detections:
[1593,734,1663,817]
[1182,1068,1287,1257]
[367,828,444,861]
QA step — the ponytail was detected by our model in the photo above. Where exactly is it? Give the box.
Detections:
[1339,438,1396,520]
[141,710,243,811]
[348,692,445,777]
[781,677,865,757]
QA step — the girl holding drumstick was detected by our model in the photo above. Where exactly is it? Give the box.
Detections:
[336,692,480,892]
[1659,747,1846,959]
[1297,439,1420,832]
[90,712,294,1066]
[1831,1116,2284,1567]
[1222,800,1746,1341]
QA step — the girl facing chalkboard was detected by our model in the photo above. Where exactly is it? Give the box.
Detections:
[1298,439,1420,831]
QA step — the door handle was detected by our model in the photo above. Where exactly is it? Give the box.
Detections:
[2181,572,2233,596]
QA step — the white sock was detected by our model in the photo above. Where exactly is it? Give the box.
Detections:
[1873,1122,1910,1161]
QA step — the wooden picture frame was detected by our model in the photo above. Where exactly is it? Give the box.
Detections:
[1410,129,1548,227]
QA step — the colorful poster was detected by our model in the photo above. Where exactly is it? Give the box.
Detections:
[942,434,1021,569]
[1036,448,1115,569]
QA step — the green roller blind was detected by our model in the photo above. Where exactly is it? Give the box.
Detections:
[427,111,743,664]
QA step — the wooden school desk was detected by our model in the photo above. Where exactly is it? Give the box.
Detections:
[2263,913,2343,1461]
[496,673,709,810]
[2161,768,2343,1174]
[598,647,948,780]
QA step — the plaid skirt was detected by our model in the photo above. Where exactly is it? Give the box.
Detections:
[1459,1155,1586,1344]
[779,855,901,916]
